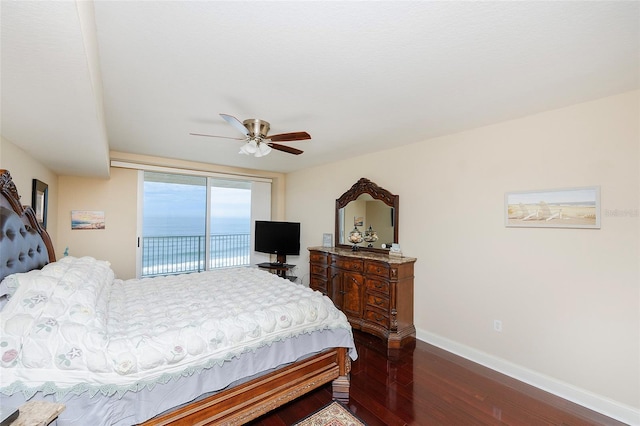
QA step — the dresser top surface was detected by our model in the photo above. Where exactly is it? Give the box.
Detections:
[308,246,416,264]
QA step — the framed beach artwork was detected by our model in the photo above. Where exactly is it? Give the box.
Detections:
[71,210,106,230]
[505,186,600,229]
[31,179,48,229]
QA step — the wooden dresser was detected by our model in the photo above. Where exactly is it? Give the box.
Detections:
[309,247,416,349]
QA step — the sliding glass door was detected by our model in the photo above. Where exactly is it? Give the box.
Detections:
[140,171,268,277]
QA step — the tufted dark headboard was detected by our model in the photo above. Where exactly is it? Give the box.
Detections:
[0,170,56,282]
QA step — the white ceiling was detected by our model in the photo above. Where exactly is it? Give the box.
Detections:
[2,1,638,178]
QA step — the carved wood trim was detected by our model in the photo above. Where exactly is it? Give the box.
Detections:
[0,169,23,214]
[0,169,56,263]
[335,178,397,209]
[335,178,399,253]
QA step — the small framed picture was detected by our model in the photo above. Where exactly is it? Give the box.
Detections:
[322,233,333,247]
[354,216,364,227]
[71,210,106,230]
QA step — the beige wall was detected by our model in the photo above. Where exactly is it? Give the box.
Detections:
[57,168,137,279]
[286,91,639,420]
[0,137,59,252]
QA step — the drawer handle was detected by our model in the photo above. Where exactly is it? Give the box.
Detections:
[374,298,384,306]
[374,314,384,321]
[375,282,384,289]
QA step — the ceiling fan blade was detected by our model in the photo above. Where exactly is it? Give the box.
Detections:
[268,131,311,142]
[189,133,244,140]
[269,143,304,155]
[220,113,250,137]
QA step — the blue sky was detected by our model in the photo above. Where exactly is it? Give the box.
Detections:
[144,181,251,219]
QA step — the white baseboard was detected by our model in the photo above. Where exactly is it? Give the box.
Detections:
[416,328,640,426]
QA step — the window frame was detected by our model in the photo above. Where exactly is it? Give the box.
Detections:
[125,164,272,278]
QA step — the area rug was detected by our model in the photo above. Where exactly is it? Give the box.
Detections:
[293,401,367,426]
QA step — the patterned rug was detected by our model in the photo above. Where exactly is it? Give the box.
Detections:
[293,401,366,426]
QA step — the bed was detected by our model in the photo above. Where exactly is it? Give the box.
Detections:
[0,169,356,425]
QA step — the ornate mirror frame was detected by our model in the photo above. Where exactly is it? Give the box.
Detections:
[335,178,399,253]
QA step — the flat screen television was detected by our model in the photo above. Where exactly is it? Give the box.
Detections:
[254,220,300,265]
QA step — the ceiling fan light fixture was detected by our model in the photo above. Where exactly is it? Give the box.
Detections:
[239,138,272,157]
[256,142,272,157]
[239,139,258,155]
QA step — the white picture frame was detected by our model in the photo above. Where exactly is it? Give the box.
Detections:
[505,186,600,229]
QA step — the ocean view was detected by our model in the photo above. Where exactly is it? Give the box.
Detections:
[142,216,251,276]
[143,215,250,236]
[141,174,255,276]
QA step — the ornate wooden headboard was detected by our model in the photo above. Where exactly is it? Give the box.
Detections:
[0,169,56,282]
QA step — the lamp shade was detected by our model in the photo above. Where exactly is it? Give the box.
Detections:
[255,142,272,157]
[239,139,260,156]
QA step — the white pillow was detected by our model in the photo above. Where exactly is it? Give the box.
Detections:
[0,275,19,298]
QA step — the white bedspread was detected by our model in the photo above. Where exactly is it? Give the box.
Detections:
[0,257,354,399]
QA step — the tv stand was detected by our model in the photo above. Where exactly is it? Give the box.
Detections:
[257,262,296,282]
[275,253,287,265]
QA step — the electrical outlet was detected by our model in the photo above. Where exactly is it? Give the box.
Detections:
[493,319,502,332]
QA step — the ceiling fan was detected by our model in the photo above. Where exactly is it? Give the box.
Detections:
[190,114,311,157]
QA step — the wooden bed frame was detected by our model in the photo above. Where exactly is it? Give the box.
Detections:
[0,169,351,425]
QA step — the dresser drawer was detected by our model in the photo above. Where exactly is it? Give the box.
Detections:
[365,278,390,295]
[366,293,389,311]
[364,307,389,327]
[310,264,327,276]
[365,261,390,278]
[309,251,328,265]
[309,275,328,295]
[331,256,363,272]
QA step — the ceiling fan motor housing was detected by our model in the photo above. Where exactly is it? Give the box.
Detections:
[243,119,270,138]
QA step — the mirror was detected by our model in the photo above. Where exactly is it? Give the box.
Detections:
[335,178,399,252]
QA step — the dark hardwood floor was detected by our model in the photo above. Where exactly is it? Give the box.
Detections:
[248,331,627,425]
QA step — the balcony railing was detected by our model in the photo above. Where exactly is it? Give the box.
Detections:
[142,234,250,277]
